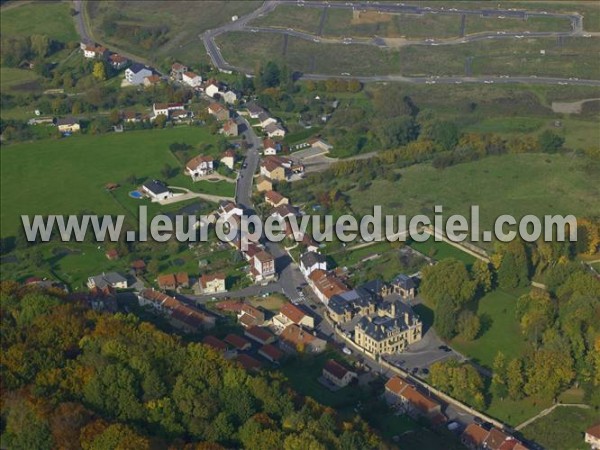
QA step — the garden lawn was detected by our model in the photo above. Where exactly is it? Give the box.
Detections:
[0,127,222,238]
[0,68,43,93]
[408,240,476,268]
[451,288,528,370]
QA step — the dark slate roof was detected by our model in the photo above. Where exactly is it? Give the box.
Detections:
[360,279,386,297]
[300,251,325,268]
[245,102,265,115]
[143,179,169,195]
[129,62,149,74]
[392,274,415,290]
[356,302,420,341]
[56,117,78,126]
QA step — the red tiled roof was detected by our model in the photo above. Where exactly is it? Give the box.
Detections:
[224,334,251,350]
[131,259,146,269]
[236,354,262,371]
[588,424,600,439]
[280,324,315,347]
[157,273,177,287]
[323,359,352,380]
[462,424,490,448]
[186,155,214,171]
[265,190,285,205]
[485,428,513,450]
[280,302,307,324]
[385,376,441,415]
[202,335,227,351]
[209,102,226,113]
[200,272,225,287]
[259,344,284,362]
[244,326,273,343]
[308,270,348,300]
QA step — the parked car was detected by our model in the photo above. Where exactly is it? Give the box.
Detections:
[342,347,352,355]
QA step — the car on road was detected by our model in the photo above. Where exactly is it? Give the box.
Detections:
[242,162,248,169]
[473,416,483,425]
[411,367,418,374]
[343,347,352,355]
[421,368,429,375]
[438,345,451,352]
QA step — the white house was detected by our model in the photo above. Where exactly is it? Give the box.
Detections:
[219,201,243,221]
[87,272,128,290]
[300,251,327,277]
[83,44,107,59]
[186,155,214,179]
[125,63,153,85]
[182,71,202,88]
[142,180,173,201]
[205,83,220,98]
[252,251,276,282]
[265,123,286,138]
[152,102,185,119]
[221,90,238,104]
[263,138,278,156]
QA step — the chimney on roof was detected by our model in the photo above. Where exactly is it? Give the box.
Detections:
[391,302,396,317]
[404,312,410,324]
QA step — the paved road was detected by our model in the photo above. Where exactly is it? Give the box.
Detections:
[202,0,600,86]
[235,116,262,209]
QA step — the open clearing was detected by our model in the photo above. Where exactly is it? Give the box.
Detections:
[347,153,600,242]
[0,127,233,238]
[0,0,79,43]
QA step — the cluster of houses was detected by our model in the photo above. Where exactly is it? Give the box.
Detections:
[81,41,130,71]
[259,155,304,181]
[240,102,286,138]
[298,248,423,356]
[461,423,531,450]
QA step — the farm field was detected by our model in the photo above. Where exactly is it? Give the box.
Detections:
[0,1,79,43]
[408,240,476,268]
[521,405,600,450]
[0,68,43,93]
[0,127,229,238]
[250,3,323,34]
[347,153,600,243]
[217,31,600,79]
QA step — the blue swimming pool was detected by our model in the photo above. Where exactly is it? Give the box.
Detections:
[129,191,143,199]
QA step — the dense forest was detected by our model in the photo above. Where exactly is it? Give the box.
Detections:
[0,282,382,449]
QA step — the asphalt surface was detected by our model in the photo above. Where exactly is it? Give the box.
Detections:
[202,0,600,86]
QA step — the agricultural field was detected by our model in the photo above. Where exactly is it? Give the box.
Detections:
[0,68,43,93]
[217,31,600,79]
[0,127,232,239]
[463,15,572,34]
[0,1,79,43]
[346,153,600,243]
[250,3,323,35]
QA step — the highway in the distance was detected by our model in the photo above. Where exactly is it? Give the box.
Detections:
[202,0,600,86]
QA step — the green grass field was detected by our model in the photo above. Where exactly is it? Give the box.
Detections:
[464,15,572,34]
[451,288,528,369]
[347,153,600,243]
[408,240,476,268]
[0,127,228,238]
[250,3,323,34]
[521,405,600,450]
[0,1,79,43]
[0,68,43,93]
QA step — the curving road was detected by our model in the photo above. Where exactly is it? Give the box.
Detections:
[202,0,600,86]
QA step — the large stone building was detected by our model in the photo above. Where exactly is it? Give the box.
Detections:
[354,301,422,355]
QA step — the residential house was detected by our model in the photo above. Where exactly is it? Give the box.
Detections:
[153,102,185,118]
[105,248,119,260]
[122,111,141,123]
[143,74,162,87]
[170,62,188,80]
[109,53,129,70]
[354,301,423,355]
[390,274,416,300]
[385,377,443,421]
[200,273,226,294]
[220,150,235,170]
[244,326,276,345]
[260,158,286,181]
[300,251,327,277]
[244,102,265,119]
[251,250,276,282]
[280,323,326,354]
[83,44,108,59]
[255,175,273,193]
[236,354,262,371]
[275,302,315,330]
[322,359,357,388]
[263,138,282,155]
[56,117,80,133]
[182,71,202,88]
[125,63,153,85]
[131,259,146,274]
[222,119,239,137]
[219,200,243,221]
[142,180,173,201]
[157,272,189,291]
[270,204,298,222]
[202,335,228,352]
[259,344,285,363]
[208,102,230,121]
[238,303,266,328]
[308,137,333,152]
[224,334,251,351]
[205,82,220,98]
[221,90,238,104]
[585,423,600,450]
[87,272,128,290]
[461,424,529,450]
[300,233,320,252]
[461,423,490,450]
[138,288,215,331]
[264,190,288,207]
[265,122,286,138]
[171,109,191,122]
[186,155,214,179]
[308,269,349,305]
[258,112,277,128]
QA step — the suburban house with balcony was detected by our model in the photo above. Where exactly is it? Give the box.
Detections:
[185,155,214,179]
[87,272,128,290]
[300,251,327,277]
[273,302,315,331]
[182,71,202,87]
[251,250,276,283]
[322,359,357,389]
[125,63,153,85]
[384,377,444,423]
[142,179,173,201]
[199,273,226,294]
[208,102,230,121]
